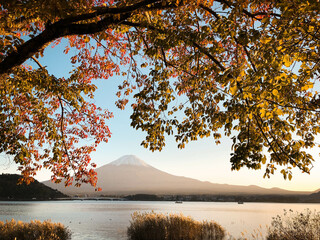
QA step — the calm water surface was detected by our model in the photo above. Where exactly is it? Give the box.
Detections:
[1,201,320,239]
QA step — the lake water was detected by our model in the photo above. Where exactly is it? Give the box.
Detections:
[1,201,320,239]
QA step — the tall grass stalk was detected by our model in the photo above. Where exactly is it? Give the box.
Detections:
[127,211,225,240]
[267,209,320,240]
[0,219,71,240]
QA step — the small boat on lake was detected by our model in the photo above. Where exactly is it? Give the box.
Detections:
[238,201,244,204]
[175,201,183,204]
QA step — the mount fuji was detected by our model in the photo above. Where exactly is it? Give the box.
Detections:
[108,155,150,167]
[43,155,307,196]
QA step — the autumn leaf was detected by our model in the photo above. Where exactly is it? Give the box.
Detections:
[283,55,292,67]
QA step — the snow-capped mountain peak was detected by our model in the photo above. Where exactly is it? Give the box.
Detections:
[108,155,150,167]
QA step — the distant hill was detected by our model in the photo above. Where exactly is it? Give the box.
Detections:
[300,191,320,202]
[0,174,67,200]
[43,155,311,197]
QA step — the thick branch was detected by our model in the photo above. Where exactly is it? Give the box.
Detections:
[59,0,161,25]
[0,14,130,75]
[0,0,164,75]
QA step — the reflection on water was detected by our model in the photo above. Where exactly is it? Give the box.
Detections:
[0,201,320,239]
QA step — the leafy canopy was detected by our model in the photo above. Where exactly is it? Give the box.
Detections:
[1,0,320,186]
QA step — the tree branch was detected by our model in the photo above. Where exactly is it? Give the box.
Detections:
[191,41,226,72]
[31,56,45,69]
[0,0,164,75]
[214,0,281,20]
[59,0,162,25]
[199,4,220,20]
[123,20,228,74]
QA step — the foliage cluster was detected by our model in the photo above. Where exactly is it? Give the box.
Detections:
[0,219,71,240]
[127,211,225,240]
[267,209,320,240]
[2,0,320,185]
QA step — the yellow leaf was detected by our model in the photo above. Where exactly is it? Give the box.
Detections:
[272,89,278,96]
[301,83,313,91]
[260,37,271,44]
[283,55,292,67]
[275,108,283,115]
[230,84,237,95]
[261,17,269,24]
[84,36,90,43]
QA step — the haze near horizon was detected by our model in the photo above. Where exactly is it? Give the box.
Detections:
[43,154,314,196]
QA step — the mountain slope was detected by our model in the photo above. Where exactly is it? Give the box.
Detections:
[43,155,309,196]
[0,174,67,200]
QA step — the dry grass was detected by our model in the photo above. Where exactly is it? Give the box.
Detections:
[267,209,320,240]
[0,219,71,240]
[127,211,226,240]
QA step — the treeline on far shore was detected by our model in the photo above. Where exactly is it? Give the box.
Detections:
[124,193,320,203]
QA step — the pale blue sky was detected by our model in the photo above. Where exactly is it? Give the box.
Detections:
[1,41,320,192]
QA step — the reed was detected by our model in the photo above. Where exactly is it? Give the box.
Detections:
[127,211,225,240]
[0,219,71,240]
[267,209,320,240]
